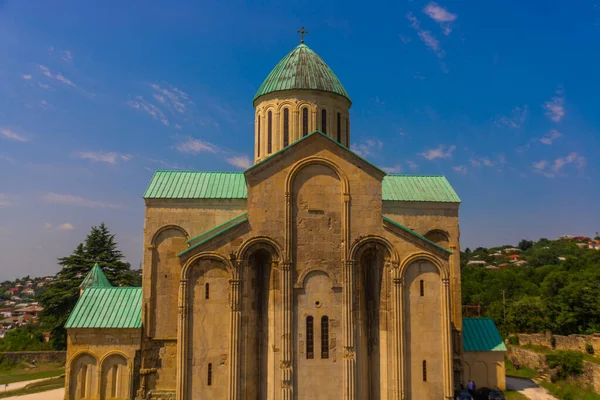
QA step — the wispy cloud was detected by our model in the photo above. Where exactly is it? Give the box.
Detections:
[226,155,252,169]
[538,129,562,145]
[175,138,219,154]
[423,2,457,35]
[0,128,30,142]
[453,165,468,174]
[22,74,32,80]
[73,151,133,164]
[470,157,496,167]
[496,105,528,129]
[0,194,12,207]
[127,97,169,126]
[407,12,445,58]
[399,34,412,44]
[61,50,73,63]
[407,160,418,170]
[351,139,384,157]
[44,222,76,231]
[42,193,123,209]
[421,144,456,160]
[150,83,191,114]
[533,152,585,178]
[39,65,76,87]
[543,88,565,122]
[383,164,403,173]
[38,83,50,89]
[0,154,14,163]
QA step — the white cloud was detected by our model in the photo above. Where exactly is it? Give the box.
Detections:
[407,12,445,58]
[73,151,133,164]
[22,74,32,80]
[127,97,169,126]
[57,222,75,231]
[0,128,29,142]
[496,105,528,129]
[44,223,53,230]
[39,65,76,87]
[175,138,219,154]
[38,83,50,89]
[543,89,565,122]
[423,2,457,35]
[42,193,122,209]
[150,83,190,114]
[0,154,14,163]
[351,139,384,157]
[61,50,73,63]
[0,194,11,207]
[226,156,252,169]
[407,160,418,170]
[538,129,562,145]
[453,165,468,174]
[533,152,585,178]
[421,144,456,160]
[383,164,403,174]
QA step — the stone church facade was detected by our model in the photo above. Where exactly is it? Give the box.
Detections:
[64,40,506,400]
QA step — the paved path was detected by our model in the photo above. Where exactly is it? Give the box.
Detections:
[506,376,558,400]
[1,377,58,392]
[1,387,64,400]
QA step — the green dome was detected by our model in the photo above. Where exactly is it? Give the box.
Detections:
[254,43,350,103]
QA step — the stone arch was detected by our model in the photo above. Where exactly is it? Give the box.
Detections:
[151,224,189,245]
[473,360,489,388]
[295,266,341,289]
[237,236,282,263]
[277,100,296,112]
[350,235,399,265]
[69,351,99,400]
[285,156,349,195]
[399,251,448,280]
[424,229,450,248]
[463,360,471,381]
[100,352,130,400]
[182,252,234,280]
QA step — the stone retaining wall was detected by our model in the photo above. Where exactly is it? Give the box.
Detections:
[517,332,600,354]
[0,351,66,364]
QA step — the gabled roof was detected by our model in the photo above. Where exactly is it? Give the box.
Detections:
[382,175,461,203]
[246,130,386,176]
[382,216,452,254]
[65,287,142,329]
[79,263,112,289]
[254,43,350,102]
[179,212,249,257]
[144,171,247,199]
[462,318,507,352]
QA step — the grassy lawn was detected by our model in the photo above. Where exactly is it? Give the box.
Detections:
[0,376,64,399]
[539,380,600,400]
[505,359,537,379]
[505,390,529,400]
[0,362,65,385]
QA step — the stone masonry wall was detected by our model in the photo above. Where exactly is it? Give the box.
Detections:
[0,351,66,364]
[517,332,600,354]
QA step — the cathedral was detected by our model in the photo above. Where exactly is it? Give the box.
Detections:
[64,35,506,400]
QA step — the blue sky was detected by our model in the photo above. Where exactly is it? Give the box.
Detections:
[1,0,598,280]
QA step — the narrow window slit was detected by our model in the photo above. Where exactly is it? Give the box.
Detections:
[306,316,314,359]
[321,316,329,359]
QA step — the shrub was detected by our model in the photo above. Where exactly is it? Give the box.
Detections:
[546,351,583,381]
[550,335,556,349]
[585,343,594,355]
[508,335,520,345]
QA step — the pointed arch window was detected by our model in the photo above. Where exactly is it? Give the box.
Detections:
[337,112,341,143]
[321,109,327,133]
[283,108,289,147]
[267,111,272,154]
[302,108,309,136]
[321,316,329,359]
[306,316,314,359]
[257,116,261,157]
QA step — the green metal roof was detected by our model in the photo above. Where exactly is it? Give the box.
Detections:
[382,175,461,203]
[254,43,350,102]
[144,171,247,199]
[79,263,112,289]
[463,318,507,352]
[65,287,142,329]
[382,216,452,254]
[180,212,249,256]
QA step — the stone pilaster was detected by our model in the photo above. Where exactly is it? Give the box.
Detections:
[442,277,454,399]
[176,279,188,400]
[342,259,356,400]
[281,260,293,400]
[228,277,241,400]
[392,268,404,400]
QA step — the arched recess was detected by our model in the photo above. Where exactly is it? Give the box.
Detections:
[69,351,98,400]
[353,239,395,400]
[100,352,130,400]
[473,360,489,388]
[462,361,471,382]
[182,254,232,399]
[424,229,450,249]
[403,258,444,399]
[151,225,188,338]
[237,237,281,400]
[295,266,341,289]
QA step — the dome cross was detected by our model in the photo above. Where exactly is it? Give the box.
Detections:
[297,26,308,44]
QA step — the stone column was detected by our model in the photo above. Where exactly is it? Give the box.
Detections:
[342,259,356,400]
[176,279,188,400]
[442,277,454,399]
[392,267,404,400]
[293,110,299,142]
[281,260,293,400]
[228,277,241,400]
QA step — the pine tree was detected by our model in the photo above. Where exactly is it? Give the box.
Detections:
[39,223,139,349]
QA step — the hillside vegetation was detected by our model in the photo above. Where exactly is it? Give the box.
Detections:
[461,237,600,335]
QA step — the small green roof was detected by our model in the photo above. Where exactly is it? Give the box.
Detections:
[179,212,249,257]
[382,216,452,254]
[79,263,111,289]
[463,318,507,352]
[65,287,142,329]
[254,43,350,102]
[382,175,461,203]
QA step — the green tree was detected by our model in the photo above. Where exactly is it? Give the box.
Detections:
[38,223,138,349]
[518,239,534,251]
[0,324,51,352]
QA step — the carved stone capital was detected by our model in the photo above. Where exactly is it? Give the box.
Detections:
[280,261,292,271]
[393,277,403,286]
[442,277,450,286]
[343,346,355,359]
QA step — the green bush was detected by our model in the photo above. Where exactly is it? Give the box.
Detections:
[585,343,594,355]
[508,335,520,345]
[546,350,583,381]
